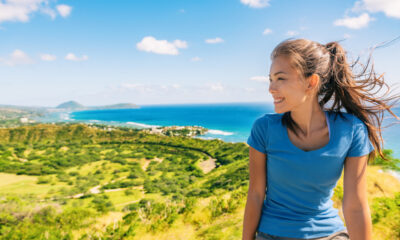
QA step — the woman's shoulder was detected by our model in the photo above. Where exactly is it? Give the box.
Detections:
[254,112,283,123]
[328,110,354,121]
[251,113,283,131]
[328,110,365,128]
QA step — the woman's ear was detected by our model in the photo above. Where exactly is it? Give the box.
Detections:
[306,74,320,93]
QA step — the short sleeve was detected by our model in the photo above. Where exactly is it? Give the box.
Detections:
[247,116,268,154]
[346,116,374,157]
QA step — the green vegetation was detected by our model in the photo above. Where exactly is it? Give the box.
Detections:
[0,107,45,128]
[371,149,400,172]
[371,193,400,239]
[0,123,398,239]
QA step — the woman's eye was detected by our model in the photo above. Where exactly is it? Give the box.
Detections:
[269,77,284,82]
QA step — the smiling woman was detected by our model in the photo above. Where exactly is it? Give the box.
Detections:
[242,38,400,240]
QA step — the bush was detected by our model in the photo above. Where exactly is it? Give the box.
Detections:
[124,189,134,196]
[36,176,51,184]
[371,193,400,238]
[371,149,400,171]
[68,171,79,176]
[91,194,114,213]
[333,185,344,202]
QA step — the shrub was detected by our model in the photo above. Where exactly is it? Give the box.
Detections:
[36,176,51,184]
[91,194,114,213]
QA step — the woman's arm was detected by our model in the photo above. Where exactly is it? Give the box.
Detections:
[242,146,267,240]
[342,154,372,240]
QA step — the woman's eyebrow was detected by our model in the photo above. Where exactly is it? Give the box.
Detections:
[268,71,286,77]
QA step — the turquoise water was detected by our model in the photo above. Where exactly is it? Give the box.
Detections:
[69,102,274,144]
[39,102,400,159]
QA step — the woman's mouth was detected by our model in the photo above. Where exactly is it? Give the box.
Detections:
[274,98,285,104]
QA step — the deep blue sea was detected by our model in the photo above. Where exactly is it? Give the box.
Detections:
[38,102,400,159]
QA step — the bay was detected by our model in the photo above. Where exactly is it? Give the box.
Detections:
[39,102,400,159]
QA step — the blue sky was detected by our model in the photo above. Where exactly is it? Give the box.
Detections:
[0,0,399,107]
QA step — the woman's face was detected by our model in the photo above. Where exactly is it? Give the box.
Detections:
[268,55,310,114]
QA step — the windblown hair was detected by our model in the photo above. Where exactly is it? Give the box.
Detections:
[271,38,400,162]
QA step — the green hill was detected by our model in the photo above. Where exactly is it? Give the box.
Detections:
[56,101,139,110]
[0,123,398,239]
[56,101,85,109]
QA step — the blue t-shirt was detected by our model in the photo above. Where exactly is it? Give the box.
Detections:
[247,110,374,239]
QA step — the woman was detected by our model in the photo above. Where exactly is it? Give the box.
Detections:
[242,39,400,240]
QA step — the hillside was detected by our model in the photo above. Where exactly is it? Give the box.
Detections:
[56,101,85,109]
[0,123,398,239]
[56,101,140,110]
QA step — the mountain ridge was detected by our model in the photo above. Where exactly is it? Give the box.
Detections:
[56,100,140,110]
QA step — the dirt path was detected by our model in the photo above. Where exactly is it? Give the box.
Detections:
[198,157,216,174]
[142,157,163,171]
[70,176,135,198]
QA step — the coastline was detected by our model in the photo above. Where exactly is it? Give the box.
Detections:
[32,108,400,182]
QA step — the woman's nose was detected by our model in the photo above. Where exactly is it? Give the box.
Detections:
[268,82,276,94]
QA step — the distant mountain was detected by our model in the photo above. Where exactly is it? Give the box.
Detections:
[56,101,85,109]
[56,101,140,110]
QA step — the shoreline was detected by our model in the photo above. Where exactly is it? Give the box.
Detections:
[36,110,238,140]
[34,109,400,176]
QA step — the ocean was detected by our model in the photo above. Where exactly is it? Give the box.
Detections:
[37,102,400,159]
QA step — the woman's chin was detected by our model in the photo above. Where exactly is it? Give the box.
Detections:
[274,107,285,114]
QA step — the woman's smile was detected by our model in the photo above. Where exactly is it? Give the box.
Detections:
[274,98,285,104]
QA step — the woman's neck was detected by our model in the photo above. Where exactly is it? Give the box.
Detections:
[290,102,326,137]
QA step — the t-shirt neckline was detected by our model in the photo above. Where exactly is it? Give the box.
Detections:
[284,110,332,153]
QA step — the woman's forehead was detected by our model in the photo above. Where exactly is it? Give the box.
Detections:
[270,56,295,75]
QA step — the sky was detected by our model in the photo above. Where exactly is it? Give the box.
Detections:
[0,0,400,107]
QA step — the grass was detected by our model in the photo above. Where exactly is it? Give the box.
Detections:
[0,172,55,197]
[1,154,399,239]
[105,189,143,211]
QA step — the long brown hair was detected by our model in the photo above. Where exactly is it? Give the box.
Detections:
[270,38,400,162]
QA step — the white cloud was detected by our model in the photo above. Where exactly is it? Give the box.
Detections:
[136,36,188,55]
[0,49,33,66]
[0,0,43,23]
[205,37,224,44]
[179,9,185,13]
[286,30,299,37]
[240,0,270,8]
[173,39,187,48]
[250,76,268,82]
[334,13,374,29]
[352,0,400,19]
[191,56,201,62]
[351,1,365,13]
[207,83,224,92]
[262,28,272,35]
[40,7,56,19]
[0,0,71,23]
[40,53,56,61]
[65,53,88,61]
[56,4,72,18]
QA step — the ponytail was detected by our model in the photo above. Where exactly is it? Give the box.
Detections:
[272,38,400,163]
